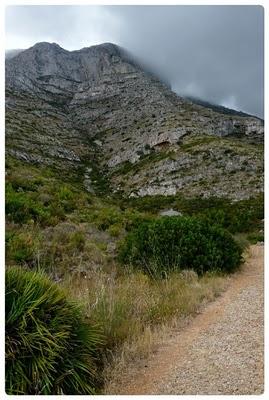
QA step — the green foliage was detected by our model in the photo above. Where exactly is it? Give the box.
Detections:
[5,267,103,395]
[92,207,122,230]
[107,223,122,237]
[198,195,264,233]
[119,216,242,277]
[55,185,77,212]
[246,232,264,244]
[7,174,44,192]
[120,194,264,234]
[6,175,91,226]
[69,231,86,252]
[81,204,152,234]
[6,183,50,224]
[6,230,39,265]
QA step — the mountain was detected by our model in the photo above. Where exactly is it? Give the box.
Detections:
[5,49,24,60]
[184,96,264,120]
[5,42,264,200]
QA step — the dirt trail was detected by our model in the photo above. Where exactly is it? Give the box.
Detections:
[110,244,264,395]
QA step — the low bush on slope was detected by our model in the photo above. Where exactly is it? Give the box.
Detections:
[119,216,242,277]
[119,194,264,234]
[5,181,88,226]
[5,267,103,395]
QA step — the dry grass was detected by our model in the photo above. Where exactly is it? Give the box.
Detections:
[62,267,228,393]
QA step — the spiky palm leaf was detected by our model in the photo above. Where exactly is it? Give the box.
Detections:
[5,267,103,395]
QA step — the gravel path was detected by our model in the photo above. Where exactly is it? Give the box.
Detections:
[113,244,264,395]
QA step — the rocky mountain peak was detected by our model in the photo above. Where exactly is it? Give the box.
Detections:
[6,41,141,92]
[79,42,122,55]
[31,41,64,51]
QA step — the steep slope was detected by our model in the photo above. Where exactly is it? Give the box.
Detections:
[5,42,264,199]
[184,96,264,120]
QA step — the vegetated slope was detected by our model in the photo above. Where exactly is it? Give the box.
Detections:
[6,41,264,200]
[5,156,263,395]
[5,42,264,395]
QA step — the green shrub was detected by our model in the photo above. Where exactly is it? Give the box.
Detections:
[119,216,242,277]
[123,210,153,232]
[198,196,264,234]
[6,183,49,224]
[6,231,38,265]
[121,194,264,235]
[5,267,103,395]
[55,185,77,213]
[246,232,264,244]
[89,206,153,235]
[5,175,90,226]
[108,223,122,237]
[69,231,86,252]
[7,175,43,192]
[86,207,121,231]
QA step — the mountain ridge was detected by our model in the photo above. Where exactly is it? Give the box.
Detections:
[5,42,263,119]
[5,41,264,200]
[184,96,263,121]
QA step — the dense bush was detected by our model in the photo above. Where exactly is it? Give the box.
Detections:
[198,196,264,234]
[5,181,86,226]
[83,204,152,234]
[5,267,103,395]
[5,230,38,265]
[6,183,50,224]
[119,216,242,277]
[120,194,264,234]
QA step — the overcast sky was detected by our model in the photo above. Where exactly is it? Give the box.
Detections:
[5,5,264,118]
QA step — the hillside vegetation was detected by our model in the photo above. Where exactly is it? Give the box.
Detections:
[5,156,263,394]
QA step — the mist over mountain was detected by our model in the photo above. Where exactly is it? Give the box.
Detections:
[5,49,24,59]
[6,5,264,118]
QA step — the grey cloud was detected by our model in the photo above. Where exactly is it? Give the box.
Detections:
[5,5,264,118]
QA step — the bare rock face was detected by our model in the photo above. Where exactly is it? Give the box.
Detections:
[5,41,264,199]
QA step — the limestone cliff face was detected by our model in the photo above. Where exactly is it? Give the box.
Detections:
[6,42,139,93]
[5,42,264,199]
